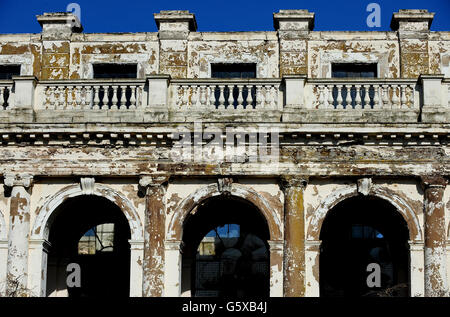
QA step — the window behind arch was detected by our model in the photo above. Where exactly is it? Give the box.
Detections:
[78,223,115,255]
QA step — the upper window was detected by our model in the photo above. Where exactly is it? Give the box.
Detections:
[211,63,256,78]
[0,65,20,79]
[93,63,137,79]
[332,63,377,78]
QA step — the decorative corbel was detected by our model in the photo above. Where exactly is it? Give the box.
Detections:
[357,177,372,196]
[217,176,233,195]
[80,177,95,195]
[3,173,33,196]
[138,175,169,197]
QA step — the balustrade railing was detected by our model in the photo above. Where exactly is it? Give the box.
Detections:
[171,79,282,110]
[37,79,146,110]
[0,80,14,110]
[307,79,417,110]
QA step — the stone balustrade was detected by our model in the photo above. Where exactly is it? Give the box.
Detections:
[0,75,448,123]
[35,79,146,110]
[170,79,282,111]
[307,79,417,110]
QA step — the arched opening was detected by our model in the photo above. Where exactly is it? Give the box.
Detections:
[46,195,131,297]
[319,196,410,297]
[181,196,270,297]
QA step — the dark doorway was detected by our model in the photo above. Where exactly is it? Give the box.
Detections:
[319,196,410,297]
[46,196,131,297]
[181,196,270,297]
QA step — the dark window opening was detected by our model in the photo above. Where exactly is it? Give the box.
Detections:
[0,65,20,79]
[182,196,270,297]
[46,196,131,298]
[332,63,377,78]
[93,64,137,79]
[320,196,410,297]
[211,63,256,79]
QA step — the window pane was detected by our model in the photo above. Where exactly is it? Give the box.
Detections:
[211,63,256,78]
[332,63,377,78]
[0,65,20,79]
[93,64,137,78]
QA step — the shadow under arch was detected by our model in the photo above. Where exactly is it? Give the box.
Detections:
[31,183,143,241]
[46,195,131,297]
[306,186,423,242]
[167,183,282,242]
[319,195,410,297]
[181,194,271,297]
[0,208,6,240]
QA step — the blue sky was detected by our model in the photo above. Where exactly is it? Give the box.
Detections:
[0,0,449,33]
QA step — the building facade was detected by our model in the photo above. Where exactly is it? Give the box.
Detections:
[0,9,449,297]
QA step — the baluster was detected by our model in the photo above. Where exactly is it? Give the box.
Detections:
[363,85,370,109]
[317,85,324,109]
[271,85,277,109]
[327,85,334,108]
[246,85,254,109]
[111,86,118,109]
[200,86,207,106]
[391,85,400,108]
[236,85,244,109]
[373,85,380,109]
[99,85,106,109]
[345,85,352,110]
[43,86,50,109]
[193,86,200,107]
[175,85,181,107]
[336,85,343,109]
[205,86,212,107]
[218,85,225,109]
[355,85,362,109]
[49,86,56,110]
[209,85,216,107]
[59,86,66,109]
[93,86,100,109]
[382,85,389,109]
[407,84,414,108]
[117,85,124,109]
[65,86,72,109]
[130,86,137,109]
[0,87,4,109]
[256,85,263,109]
[81,86,91,109]
[73,86,80,109]
[181,86,188,107]
[227,85,234,110]
[400,85,407,108]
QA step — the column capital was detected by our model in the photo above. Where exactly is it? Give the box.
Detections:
[279,175,309,190]
[139,175,169,188]
[420,175,448,190]
[4,173,33,189]
[138,175,169,196]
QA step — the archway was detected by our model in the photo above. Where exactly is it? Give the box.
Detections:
[181,195,270,297]
[319,196,410,297]
[46,195,131,297]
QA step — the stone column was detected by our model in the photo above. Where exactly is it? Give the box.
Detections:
[139,175,169,297]
[129,240,144,297]
[280,175,308,297]
[409,241,425,297]
[164,240,182,297]
[421,176,448,297]
[4,173,33,296]
[268,240,284,297]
